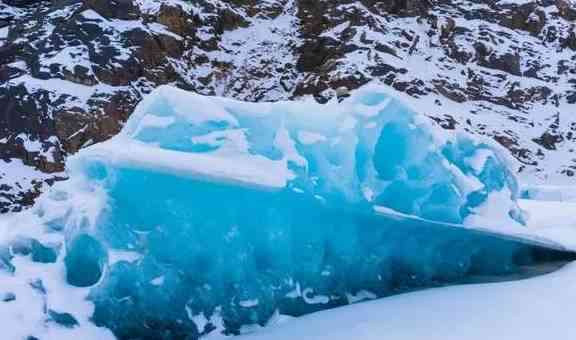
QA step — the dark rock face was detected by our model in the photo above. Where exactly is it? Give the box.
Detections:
[556,0,576,20]
[85,0,140,20]
[0,0,576,211]
[372,0,433,16]
[1,0,42,7]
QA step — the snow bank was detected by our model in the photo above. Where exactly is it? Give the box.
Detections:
[521,184,576,202]
[238,257,576,340]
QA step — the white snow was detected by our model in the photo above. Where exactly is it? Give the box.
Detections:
[0,218,113,339]
[521,184,576,202]
[521,199,576,229]
[75,139,292,190]
[465,148,493,174]
[150,276,165,286]
[297,131,327,145]
[0,26,8,40]
[464,188,524,229]
[239,299,259,308]
[0,159,59,208]
[239,261,576,340]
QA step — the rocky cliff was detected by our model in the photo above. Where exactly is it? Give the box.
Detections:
[1,0,575,212]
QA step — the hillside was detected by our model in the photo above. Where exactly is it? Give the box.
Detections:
[1,0,576,212]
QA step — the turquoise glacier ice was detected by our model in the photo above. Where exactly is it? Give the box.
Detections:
[25,84,573,339]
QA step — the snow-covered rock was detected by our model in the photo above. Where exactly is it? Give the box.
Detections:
[1,0,576,212]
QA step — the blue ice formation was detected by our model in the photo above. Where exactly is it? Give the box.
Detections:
[76,84,523,226]
[49,84,558,338]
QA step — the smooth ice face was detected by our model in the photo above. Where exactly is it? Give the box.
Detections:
[36,84,553,338]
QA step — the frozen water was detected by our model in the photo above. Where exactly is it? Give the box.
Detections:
[75,84,524,227]
[57,84,560,337]
[0,84,571,339]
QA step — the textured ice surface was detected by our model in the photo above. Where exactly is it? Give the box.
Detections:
[77,84,524,226]
[1,85,572,339]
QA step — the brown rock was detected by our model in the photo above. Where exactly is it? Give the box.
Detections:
[561,27,576,50]
[93,58,143,86]
[62,66,97,86]
[84,0,140,20]
[157,4,193,36]
[556,0,576,20]
[364,0,433,16]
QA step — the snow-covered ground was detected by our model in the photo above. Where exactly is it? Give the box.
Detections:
[232,195,576,340]
[521,199,576,229]
[238,261,576,340]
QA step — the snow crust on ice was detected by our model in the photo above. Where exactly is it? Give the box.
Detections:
[73,83,525,227]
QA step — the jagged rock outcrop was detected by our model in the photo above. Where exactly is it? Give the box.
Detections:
[556,0,576,20]
[1,0,576,212]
